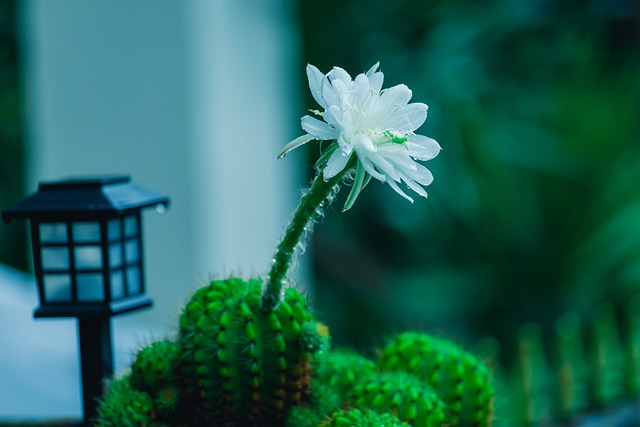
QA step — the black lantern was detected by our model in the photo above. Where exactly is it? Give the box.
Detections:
[2,175,169,425]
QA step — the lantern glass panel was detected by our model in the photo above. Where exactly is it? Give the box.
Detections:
[39,223,68,243]
[108,219,122,241]
[127,266,141,294]
[125,240,139,263]
[76,273,105,301]
[41,247,70,270]
[111,270,125,299]
[72,222,101,243]
[44,274,72,302]
[74,246,103,269]
[109,243,123,267]
[124,215,138,237]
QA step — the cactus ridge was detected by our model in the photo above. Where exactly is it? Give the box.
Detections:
[320,408,410,427]
[178,277,323,426]
[350,371,446,427]
[378,332,495,427]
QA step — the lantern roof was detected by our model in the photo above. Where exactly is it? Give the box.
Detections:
[2,175,169,223]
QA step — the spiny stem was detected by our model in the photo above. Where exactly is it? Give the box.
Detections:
[262,168,349,313]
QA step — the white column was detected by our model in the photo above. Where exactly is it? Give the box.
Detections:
[20,0,303,376]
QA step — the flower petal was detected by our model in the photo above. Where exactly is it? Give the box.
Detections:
[328,66,353,86]
[306,64,327,109]
[352,134,375,152]
[354,73,371,107]
[404,102,429,131]
[322,79,339,108]
[366,62,380,76]
[323,148,351,179]
[359,155,386,182]
[386,178,414,203]
[301,115,339,140]
[367,152,402,182]
[407,135,441,160]
[278,134,314,159]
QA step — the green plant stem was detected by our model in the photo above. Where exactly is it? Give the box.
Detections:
[262,169,349,313]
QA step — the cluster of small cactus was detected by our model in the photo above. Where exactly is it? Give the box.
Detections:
[96,276,330,426]
[96,278,495,427]
[286,332,496,427]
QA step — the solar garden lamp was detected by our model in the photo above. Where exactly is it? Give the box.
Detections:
[1,175,169,425]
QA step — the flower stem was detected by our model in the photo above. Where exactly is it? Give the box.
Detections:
[262,169,348,313]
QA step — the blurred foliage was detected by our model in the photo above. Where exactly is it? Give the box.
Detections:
[0,0,26,271]
[298,0,640,361]
[496,298,640,426]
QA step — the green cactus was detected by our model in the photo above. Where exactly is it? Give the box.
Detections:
[319,408,409,427]
[350,371,446,427]
[378,332,494,427]
[130,339,183,420]
[178,277,328,426]
[313,348,378,399]
[131,339,181,392]
[96,374,166,427]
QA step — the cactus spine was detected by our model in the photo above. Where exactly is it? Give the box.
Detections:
[378,332,495,427]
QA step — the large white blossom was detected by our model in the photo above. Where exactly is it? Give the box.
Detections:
[279,62,441,210]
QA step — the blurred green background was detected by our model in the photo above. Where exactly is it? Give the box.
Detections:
[299,0,640,363]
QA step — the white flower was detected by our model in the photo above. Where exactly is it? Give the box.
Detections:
[279,62,441,210]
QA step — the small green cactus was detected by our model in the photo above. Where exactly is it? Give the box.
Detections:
[130,339,183,420]
[319,408,409,427]
[313,348,377,399]
[378,332,495,427]
[131,339,181,393]
[96,374,165,427]
[350,371,446,427]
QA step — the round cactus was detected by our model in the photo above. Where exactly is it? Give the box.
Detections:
[178,277,328,425]
[131,339,181,392]
[313,348,377,399]
[319,408,409,427]
[378,332,495,427]
[96,374,165,427]
[130,339,184,420]
[350,371,446,427]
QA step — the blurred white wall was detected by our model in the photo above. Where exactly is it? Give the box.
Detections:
[0,0,306,419]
